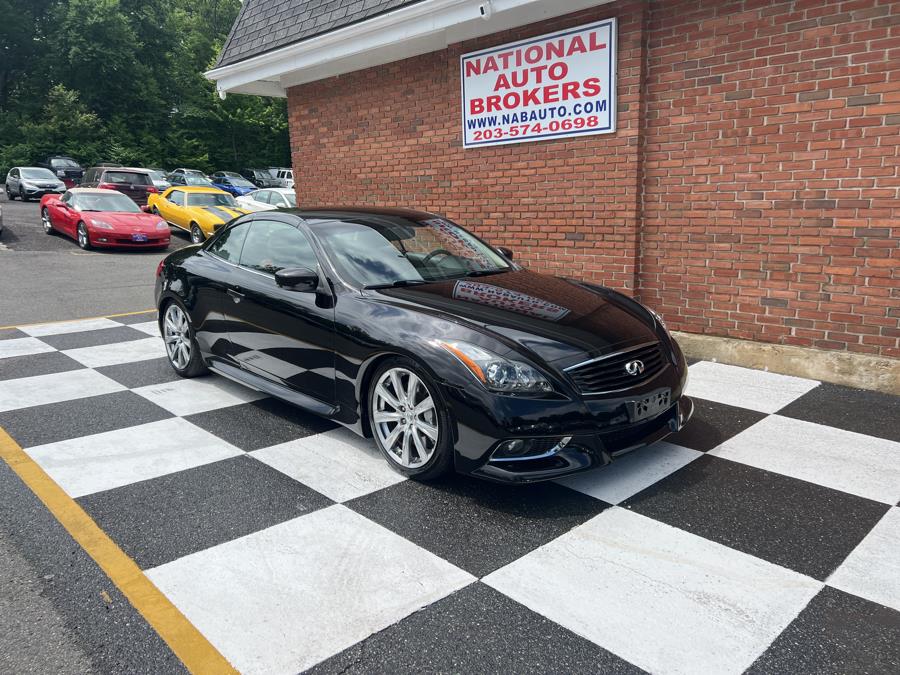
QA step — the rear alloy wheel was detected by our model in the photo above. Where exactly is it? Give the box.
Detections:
[76,222,91,250]
[190,223,204,244]
[162,301,208,377]
[41,208,54,234]
[369,359,452,480]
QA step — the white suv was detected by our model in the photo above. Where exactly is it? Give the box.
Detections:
[271,168,294,189]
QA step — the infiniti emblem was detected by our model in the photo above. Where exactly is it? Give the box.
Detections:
[625,359,645,376]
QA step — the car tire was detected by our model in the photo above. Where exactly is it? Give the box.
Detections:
[19,186,28,202]
[5,184,14,200]
[160,299,208,378]
[76,221,92,250]
[41,208,54,234]
[368,357,453,481]
[190,223,204,244]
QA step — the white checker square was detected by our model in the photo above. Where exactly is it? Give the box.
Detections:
[555,441,702,504]
[0,337,56,360]
[686,361,819,413]
[20,317,123,337]
[251,427,405,503]
[127,320,161,337]
[0,369,125,413]
[711,415,900,505]
[132,376,265,416]
[828,507,900,612]
[25,418,243,498]
[63,337,166,368]
[146,505,474,674]
[485,508,821,675]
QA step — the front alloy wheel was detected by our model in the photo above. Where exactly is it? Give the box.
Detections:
[77,222,91,249]
[190,223,204,244]
[41,208,53,234]
[370,360,452,480]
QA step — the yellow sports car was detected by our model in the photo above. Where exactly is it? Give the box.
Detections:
[147,186,250,243]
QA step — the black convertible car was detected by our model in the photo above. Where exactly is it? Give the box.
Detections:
[155,207,692,483]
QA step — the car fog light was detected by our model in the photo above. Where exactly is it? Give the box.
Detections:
[490,436,572,462]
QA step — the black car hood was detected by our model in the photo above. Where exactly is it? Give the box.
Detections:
[374,270,659,367]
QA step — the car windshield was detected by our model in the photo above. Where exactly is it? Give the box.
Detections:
[73,192,141,213]
[21,168,58,180]
[222,172,242,178]
[229,178,254,187]
[148,170,167,180]
[316,215,512,288]
[187,192,237,207]
[51,159,80,168]
[184,174,213,186]
[105,171,151,185]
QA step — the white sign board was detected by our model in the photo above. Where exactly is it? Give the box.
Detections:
[460,18,616,148]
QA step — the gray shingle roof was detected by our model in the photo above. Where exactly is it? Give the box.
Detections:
[215,0,426,68]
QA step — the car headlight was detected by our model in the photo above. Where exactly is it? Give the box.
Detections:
[91,219,114,229]
[435,340,553,394]
[648,308,668,331]
[155,220,169,230]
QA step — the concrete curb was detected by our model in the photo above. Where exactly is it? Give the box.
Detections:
[673,331,900,396]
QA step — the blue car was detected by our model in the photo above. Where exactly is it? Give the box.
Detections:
[209,171,257,197]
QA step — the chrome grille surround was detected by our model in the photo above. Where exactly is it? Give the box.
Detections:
[564,341,667,395]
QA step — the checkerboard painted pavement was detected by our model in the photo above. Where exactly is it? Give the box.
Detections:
[1,314,898,674]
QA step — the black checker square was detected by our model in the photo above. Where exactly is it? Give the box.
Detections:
[38,325,149,351]
[96,357,183,389]
[623,454,890,580]
[310,582,644,675]
[777,382,900,443]
[110,312,158,325]
[747,586,900,675]
[0,350,84,382]
[667,397,767,452]
[0,327,28,340]
[78,454,333,569]
[185,397,338,452]
[348,477,607,578]
[0,391,172,448]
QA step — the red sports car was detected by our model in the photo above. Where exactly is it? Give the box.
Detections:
[40,188,170,250]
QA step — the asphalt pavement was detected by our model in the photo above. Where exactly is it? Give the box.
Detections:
[0,192,189,326]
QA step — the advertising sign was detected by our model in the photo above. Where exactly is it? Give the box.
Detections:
[460,18,616,148]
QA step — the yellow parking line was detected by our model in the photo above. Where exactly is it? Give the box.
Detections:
[0,309,156,332]
[0,427,237,675]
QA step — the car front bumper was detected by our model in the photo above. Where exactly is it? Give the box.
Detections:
[444,349,692,484]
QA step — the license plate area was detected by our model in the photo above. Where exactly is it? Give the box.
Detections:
[131,233,148,242]
[626,389,671,422]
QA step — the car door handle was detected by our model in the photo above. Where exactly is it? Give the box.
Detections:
[227,288,245,303]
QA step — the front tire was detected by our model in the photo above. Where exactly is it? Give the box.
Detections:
[368,357,453,481]
[19,186,28,202]
[161,300,208,377]
[76,222,91,249]
[190,223,204,244]
[42,208,54,234]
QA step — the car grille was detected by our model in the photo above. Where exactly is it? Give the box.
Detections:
[565,342,667,395]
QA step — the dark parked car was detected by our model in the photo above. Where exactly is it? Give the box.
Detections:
[5,167,66,201]
[241,168,281,188]
[168,170,214,187]
[81,167,158,206]
[37,155,84,187]
[155,207,692,484]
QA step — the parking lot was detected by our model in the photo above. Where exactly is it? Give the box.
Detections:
[1,192,898,673]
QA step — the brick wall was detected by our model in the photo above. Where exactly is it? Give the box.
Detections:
[287,0,900,358]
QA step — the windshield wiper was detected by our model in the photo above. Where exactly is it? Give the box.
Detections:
[462,269,508,278]
[364,279,429,289]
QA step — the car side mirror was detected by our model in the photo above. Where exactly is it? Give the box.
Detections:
[140,205,151,213]
[496,246,514,260]
[275,266,318,292]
